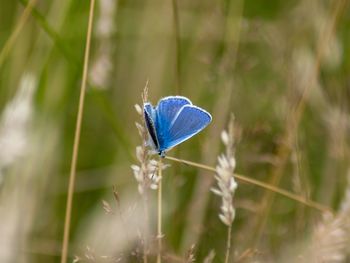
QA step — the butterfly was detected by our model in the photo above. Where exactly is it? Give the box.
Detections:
[144,96,212,157]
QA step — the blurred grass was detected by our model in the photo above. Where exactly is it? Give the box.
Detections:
[0,0,350,262]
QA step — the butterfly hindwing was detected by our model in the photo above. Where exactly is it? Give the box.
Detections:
[161,105,212,151]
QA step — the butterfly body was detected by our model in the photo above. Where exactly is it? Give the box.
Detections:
[144,96,212,157]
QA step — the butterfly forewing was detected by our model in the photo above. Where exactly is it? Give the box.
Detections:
[161,105,212,151]
[156,96,191,131]
[155,96,192,150]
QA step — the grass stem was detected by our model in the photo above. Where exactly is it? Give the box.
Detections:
[142,194,149,263]
[60,0,96,262]
[157,157,163,263]
[224,224,232,263]
[165,155,332,213]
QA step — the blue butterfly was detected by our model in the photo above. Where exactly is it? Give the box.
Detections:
[144,96,212,157]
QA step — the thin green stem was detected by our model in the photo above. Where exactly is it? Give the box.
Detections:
[60,0,96,262]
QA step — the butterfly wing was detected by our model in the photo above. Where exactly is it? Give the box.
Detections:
[156,96,191,129]
[160,105,212,151]
[155,96,192,149]
[144,103,159,150]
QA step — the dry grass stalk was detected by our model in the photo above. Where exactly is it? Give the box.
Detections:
[131,144,160,195]
[185,244,196,263]
[212,115,238,263]
[157,157,163,263]
[212,116,238,225]
[132,89,166,195]
[61,0,96,262]
[304,214,348,263]
[290,171,350,263]
[132,86,168,263]
[165,155,331,212]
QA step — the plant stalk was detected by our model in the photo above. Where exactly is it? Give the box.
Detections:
[165,155,332,214]
[224,224,232,263]
[60,0,96,262]
[157,157,163,263]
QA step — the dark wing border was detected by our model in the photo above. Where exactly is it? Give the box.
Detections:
[144,105,159,150]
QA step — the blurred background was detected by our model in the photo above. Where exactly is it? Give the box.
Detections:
[0,0,350,262]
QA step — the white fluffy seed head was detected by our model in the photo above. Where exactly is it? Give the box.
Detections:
[132,97,168,195]
[214,115,238,226]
